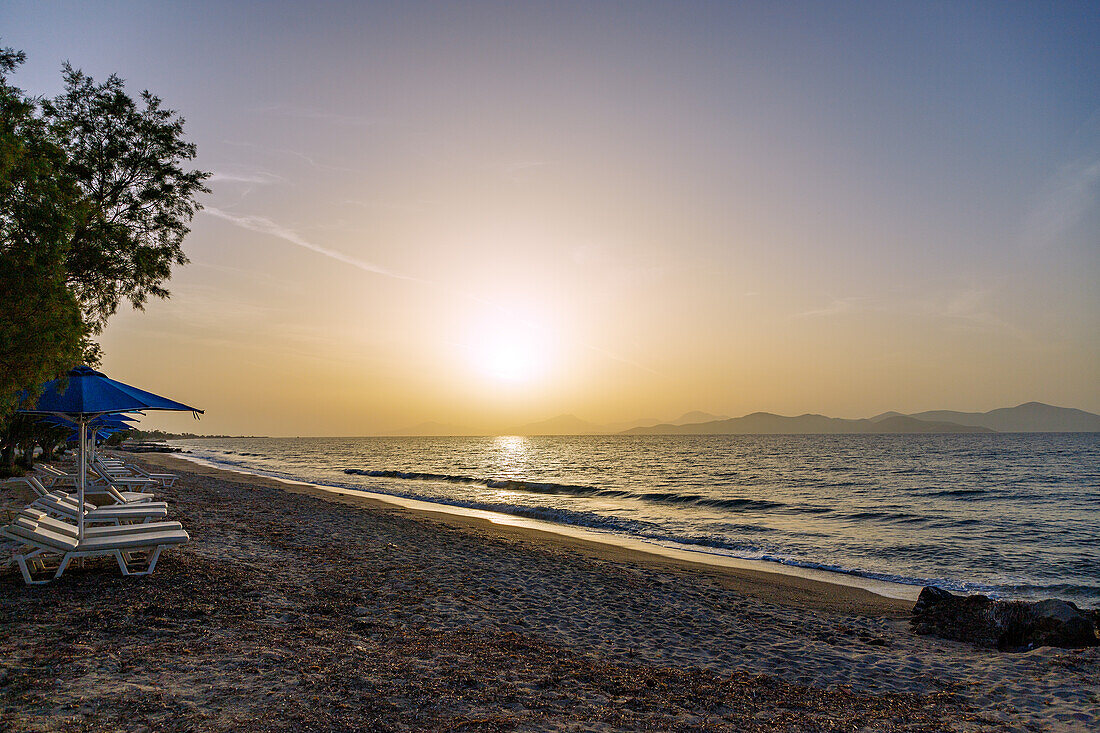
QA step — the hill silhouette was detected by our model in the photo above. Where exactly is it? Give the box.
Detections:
[509,414,603,436]
[672,410,729,425]
[391,402,1099,436]
[619,412,993,435]
[910,402,1100,432]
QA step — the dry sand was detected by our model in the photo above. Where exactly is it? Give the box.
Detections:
[1,453,1096,732]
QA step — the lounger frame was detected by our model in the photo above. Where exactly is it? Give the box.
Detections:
[2,509,187,585]
[6,540,169,585]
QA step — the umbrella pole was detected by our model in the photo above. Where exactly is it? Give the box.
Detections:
[78,418,86,542]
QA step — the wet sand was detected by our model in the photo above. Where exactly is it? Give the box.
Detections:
[1,454,1096,731]
[158,453,914,616]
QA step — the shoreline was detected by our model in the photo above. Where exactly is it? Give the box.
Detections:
[150,451,914,614]
[3,453,1096,730]
[152,433,1100,611]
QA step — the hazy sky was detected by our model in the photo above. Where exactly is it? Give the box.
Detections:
[5,1,1099,435]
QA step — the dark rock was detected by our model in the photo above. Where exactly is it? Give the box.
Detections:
[1017,600,1099,650]
[911,587,998,647]
[911,586,1099,651]
[912,586,956,616]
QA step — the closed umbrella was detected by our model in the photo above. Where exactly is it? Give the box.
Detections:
[45,414,138,461]
[17,366,202,540]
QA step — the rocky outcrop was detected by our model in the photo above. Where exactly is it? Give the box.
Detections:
[911,586,1099,651]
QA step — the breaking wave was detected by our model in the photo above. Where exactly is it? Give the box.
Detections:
[343,468,819,513]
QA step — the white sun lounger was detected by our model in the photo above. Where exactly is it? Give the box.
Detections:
[31,491,169,526]
[41,462,158,492]
[30,510,181,539]
[92,460,174,488]
[36,464,156,504]
[94,458,178,488]
[15,474,155,507]
[89,463,160,492]
[35,464,77,486]
[2,508,189,585]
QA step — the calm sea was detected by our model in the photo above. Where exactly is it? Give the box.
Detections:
[171,433,1099,606]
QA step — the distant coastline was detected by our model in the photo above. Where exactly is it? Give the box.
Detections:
[392,401,1100,437]
[156,401,1100,439]
[617,413,994,435]
[129,431,270,441]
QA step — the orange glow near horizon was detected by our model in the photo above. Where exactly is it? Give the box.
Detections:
[14,2,1090,437]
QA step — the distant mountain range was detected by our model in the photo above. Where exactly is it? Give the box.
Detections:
[619,403,1100,435]
[618,413,995,435]
[909,403,1100,433]
[393,402,1100,436]
[510,414,603,435]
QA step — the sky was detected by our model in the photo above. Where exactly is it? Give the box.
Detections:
[4,1,1099,435]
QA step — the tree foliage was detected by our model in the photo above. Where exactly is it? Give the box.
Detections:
[0,48,87,415]
[42,64,210,330]
[0,44,207,453]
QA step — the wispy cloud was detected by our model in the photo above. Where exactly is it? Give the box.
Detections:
[501,160,555,181]
[209,171,285,185]
[342,198,426,213]
[913,284,1028,339]
[586,344,664,376]
[203,207,420,282]
[188,261,305,293]
[795,296,867,318]
[792,286,1030,340]
[221,140,361,173]
[257,104,381,127]
[1023,151,1100,248]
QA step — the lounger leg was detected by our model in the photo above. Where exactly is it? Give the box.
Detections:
[114,549,130,575]
[145,546,163,574]
[15,556,34,584]
[117,546,164,576]
[117,548,141,575]
[15,555,52,585]
[54,553,74,579]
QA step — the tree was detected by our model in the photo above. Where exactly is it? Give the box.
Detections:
[0,47,207,469]
[0,47,87,416]
[42,65,210,332]
[0,47,88,472]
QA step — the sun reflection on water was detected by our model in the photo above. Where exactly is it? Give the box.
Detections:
[494,435,528,469]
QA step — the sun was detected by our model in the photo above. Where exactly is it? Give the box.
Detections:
[464,310,553,384]
[484,341,535,382]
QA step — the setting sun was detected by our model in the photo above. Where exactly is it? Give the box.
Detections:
[466,313,551,384]
[457,301,558,385]
[483,341,534,382]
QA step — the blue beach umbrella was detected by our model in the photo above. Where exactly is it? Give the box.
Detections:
[65,427,123,444]
[41,405,142,452]
[43,414,139,431]
[50,416,134,458]
[87,418,135,458]
[17,366,202,540]
[59,419,129,441]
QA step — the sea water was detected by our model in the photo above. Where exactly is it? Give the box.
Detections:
[170,433,1100,606]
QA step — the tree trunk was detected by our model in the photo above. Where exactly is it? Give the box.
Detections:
[18,438,35,469]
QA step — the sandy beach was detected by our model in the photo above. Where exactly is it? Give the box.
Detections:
[1,454,1096,732]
